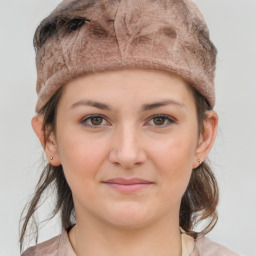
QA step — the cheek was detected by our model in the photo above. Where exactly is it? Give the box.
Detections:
[56,128,108,197]
[150,129,197,201]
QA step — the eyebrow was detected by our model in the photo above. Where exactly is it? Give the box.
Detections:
[70,99,185,112]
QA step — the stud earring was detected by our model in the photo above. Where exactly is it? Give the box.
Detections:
[50,156,54,160]
[197,159,201,165]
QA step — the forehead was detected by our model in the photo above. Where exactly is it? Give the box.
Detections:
[60,69,195,110]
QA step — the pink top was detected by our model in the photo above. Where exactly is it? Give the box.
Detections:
[21,229,239,256]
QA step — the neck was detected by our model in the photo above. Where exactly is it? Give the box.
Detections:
[69,212,182,256]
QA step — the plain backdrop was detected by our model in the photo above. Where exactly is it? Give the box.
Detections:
[0,0,255,255]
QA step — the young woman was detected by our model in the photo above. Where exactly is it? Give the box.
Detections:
[20,0,239,255]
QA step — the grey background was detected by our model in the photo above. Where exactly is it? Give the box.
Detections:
[0,0,255,255]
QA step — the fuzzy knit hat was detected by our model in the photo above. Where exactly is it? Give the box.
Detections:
[34,0,217,112]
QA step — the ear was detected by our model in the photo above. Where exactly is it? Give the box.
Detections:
[31,115,61,166]
[192,110,218,168]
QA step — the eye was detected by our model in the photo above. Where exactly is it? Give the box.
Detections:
[147,114,175,127]
[80,114,175,128]
[81,114,109,128]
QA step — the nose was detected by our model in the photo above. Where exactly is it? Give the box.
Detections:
[108,124,147,169]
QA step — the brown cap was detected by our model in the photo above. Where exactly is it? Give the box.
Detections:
[35,0,217,112]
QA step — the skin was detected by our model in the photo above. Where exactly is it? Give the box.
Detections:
[32,69,218,256]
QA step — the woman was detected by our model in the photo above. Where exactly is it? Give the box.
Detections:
[20,0,239,255]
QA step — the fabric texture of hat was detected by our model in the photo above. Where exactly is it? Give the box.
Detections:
[34,0,217,112]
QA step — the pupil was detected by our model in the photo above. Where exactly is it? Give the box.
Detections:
[92,117,102,125]
[154,117,164,125]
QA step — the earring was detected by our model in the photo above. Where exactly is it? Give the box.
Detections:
[50,156,54,160]
[197,159,201,165]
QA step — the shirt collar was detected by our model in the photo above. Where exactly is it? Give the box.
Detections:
[59,228,76,256]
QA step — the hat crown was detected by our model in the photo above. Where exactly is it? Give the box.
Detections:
[35,0,217,112]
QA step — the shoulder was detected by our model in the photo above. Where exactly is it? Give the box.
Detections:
[193,234,240,256]
[21,233,61,256]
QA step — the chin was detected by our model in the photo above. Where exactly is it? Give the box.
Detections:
[101,201,155,229]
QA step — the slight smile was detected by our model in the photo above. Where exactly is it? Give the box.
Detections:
[102,178,155,193]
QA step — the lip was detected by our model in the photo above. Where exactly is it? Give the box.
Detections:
[103,178,154,185]
[102,178,154,193]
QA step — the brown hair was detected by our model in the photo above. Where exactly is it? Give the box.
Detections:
[19,1,219,253]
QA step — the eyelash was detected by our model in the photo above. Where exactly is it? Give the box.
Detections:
[80,114,175,129]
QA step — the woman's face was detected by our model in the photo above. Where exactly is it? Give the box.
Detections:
[53,69,202,228]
